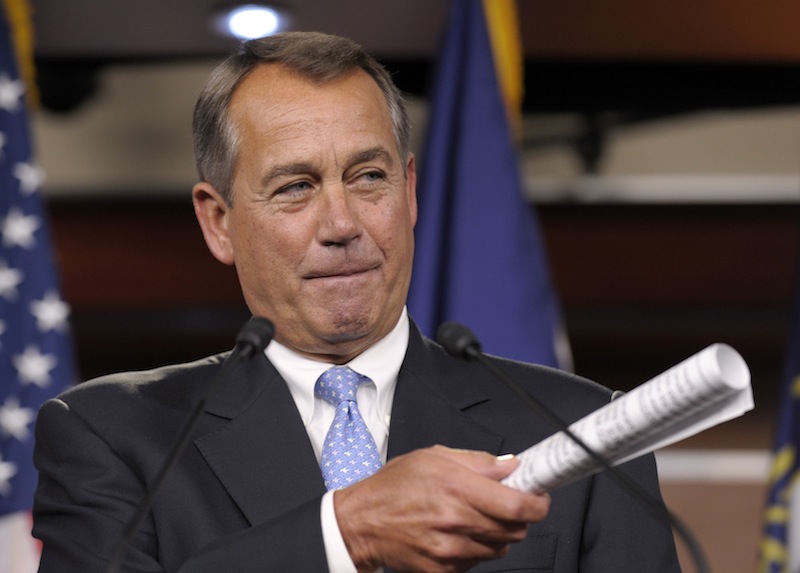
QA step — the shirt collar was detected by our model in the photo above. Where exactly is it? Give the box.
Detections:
[265,308,409,426]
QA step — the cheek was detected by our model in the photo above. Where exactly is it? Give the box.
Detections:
[229,213,284,278]
[386,200,416,241]
[243,227,293,273]
[369,203,415,267]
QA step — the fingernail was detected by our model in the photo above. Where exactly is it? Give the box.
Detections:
[496,453,516,463]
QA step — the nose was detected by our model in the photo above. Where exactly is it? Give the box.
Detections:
[317,185,362,247]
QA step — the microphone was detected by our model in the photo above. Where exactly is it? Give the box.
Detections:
[106,317,275,573]
[437,321,710,573]
[234,316,276,357]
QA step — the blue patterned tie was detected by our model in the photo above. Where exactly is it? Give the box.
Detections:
[315,366,382,490]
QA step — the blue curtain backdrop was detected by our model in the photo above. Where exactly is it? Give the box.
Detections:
[408,0,565,367]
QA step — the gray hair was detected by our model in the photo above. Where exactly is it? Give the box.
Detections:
[192,31,411,205]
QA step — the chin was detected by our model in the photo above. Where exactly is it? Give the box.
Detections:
[307,302,398,351]
[311,309,384,349]
[327,315,372,341]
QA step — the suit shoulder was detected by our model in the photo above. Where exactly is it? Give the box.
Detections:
[491,355,611,402]
[416,333,612,417]
[37,353,235,450]
[54,352,231,410]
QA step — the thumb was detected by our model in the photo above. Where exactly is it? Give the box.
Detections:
[427,446,520,480]
[482,453,519,480]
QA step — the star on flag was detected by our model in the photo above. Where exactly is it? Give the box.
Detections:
[0,73,23,113]
[0,454,16,497]
[0,260,22,300]
[31,291,70,332]
[0,397,35,442]
[2,206,40,248]
[12,346,58,388]
[12,162,45,195]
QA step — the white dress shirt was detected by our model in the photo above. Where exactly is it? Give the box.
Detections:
[265,308,409,572]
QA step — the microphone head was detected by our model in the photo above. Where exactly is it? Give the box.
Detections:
[236,317,275,352]
[436,322,481,359]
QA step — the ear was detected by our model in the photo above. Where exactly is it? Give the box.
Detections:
[192,182,235,265]
[405,153,418,227]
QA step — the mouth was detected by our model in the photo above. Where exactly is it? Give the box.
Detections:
[304,264,380,281]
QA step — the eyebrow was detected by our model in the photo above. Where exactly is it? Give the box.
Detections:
[347,146,395,169]
[261,162,318,189]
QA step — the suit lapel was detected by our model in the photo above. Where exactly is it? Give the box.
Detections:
[195,353,326,526]
[388,326,504,459]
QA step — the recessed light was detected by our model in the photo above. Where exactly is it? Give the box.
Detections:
[221,5,284,40]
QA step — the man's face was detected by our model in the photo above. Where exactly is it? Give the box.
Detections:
[193,64,417,362]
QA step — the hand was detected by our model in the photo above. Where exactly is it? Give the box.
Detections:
[333,445,551,573]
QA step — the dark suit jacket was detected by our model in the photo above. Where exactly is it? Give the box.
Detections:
[33,323,680,572]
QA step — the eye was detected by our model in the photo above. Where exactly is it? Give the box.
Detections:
[275,180,313,196]
[362,171,385,182]
[353,170,386,186]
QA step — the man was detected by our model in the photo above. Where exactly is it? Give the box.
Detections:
[32,32,680,572]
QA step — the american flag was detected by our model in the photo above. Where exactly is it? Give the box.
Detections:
[1,1,76,571]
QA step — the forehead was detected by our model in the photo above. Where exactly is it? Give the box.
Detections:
[229,63,393,139]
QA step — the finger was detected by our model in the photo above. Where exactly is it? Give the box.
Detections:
[412,528,515,571]
[438,493,541,546]
[425,445,520,480]
[471,483,551,525]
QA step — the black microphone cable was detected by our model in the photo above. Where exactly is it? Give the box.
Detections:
[106,317,275,573]
[437,321,710,573]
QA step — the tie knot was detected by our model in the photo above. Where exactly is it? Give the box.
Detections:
[315,366,368,405]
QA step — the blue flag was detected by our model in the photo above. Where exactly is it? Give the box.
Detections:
[408,0,565,367]
[0,0,76,566]
[760,267,800,572]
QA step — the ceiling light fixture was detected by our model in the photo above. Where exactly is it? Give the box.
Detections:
[221,4,285,40]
